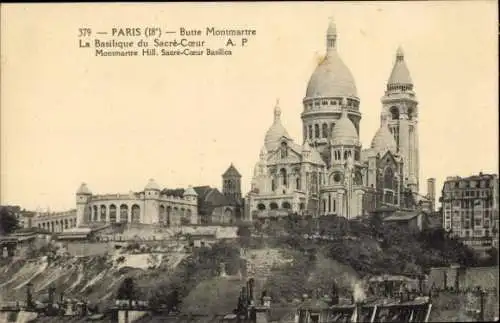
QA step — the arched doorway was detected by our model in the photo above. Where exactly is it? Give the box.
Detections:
[224,208,233,224]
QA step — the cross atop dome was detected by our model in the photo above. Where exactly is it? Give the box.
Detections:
[274,98,281,120]
[327,16,337,36]
[326,17,337,53]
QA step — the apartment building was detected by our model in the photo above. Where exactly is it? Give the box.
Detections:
[441,173,499,250]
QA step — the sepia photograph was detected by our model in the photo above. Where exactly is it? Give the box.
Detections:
[0,1,498,322]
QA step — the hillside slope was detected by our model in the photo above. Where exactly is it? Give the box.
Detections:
[0,249,188,306]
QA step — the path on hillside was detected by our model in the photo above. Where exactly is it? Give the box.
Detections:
[240,248,292,302]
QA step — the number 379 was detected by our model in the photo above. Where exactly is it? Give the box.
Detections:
[78,28,92,37]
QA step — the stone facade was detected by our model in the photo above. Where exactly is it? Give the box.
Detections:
[247,19,422,220]
[31,210,78,232]
[75,179,198,227]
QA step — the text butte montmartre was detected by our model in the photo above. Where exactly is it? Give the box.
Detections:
[179,27,257,37]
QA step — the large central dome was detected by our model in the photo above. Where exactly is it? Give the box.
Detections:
[305,19,357,99]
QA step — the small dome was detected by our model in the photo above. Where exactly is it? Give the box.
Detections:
[330,107,359,146]
[253,160,265,178]
[387,46,413,85]
[371,115,397,154]
[305,20,357,99]
[183,185,197,197]
[145,178,160,191]
[264,100,291,149]
[76,183,91,195]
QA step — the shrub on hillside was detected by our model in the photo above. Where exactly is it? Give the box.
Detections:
[117,277,140,306]
[144,240,242,308]
[275,214,484,277]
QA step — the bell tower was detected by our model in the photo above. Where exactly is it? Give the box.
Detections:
[222,163,242,201]
[381,47,420,192]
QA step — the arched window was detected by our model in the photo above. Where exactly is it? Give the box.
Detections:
[120,204,128,223]
[315,124,320,138]
[408,107,414,120]
[384,168,394,190]
[280,142,288,158]
[159,205,166,224]
[344,151,348,160]
[224,208,233,223]
[308,125,313,139]
[390,106,400,120]
[270,203,278,210]
[109,204,117,223]
[100,205,106,222]
[282,202,291,209]
[93,206,98,222]
[311,172,318,194]
[354,172,363,186]
[64,219,68,229]
[354,150,360,161]
[296,176,301,190]
[299,203,305,210]
[280,168,287,186]
[322,123,328,138]
[166,206,172,226]
[257,203,266,210]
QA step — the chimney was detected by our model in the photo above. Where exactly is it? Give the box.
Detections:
[427,178,436,211]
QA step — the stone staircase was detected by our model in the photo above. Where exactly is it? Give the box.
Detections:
[241,248,284,302]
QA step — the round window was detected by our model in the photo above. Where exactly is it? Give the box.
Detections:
[334,173,342,182]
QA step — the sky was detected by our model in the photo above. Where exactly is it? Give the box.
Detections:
[1,1,498,211]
